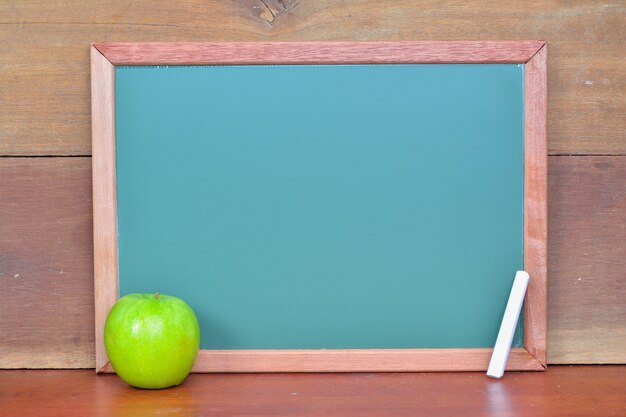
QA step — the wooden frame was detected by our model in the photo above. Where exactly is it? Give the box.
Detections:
[91,41,547,373]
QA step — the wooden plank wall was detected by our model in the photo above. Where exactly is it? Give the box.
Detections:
[1,1,624,368]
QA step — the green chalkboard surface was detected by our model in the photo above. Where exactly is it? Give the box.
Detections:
[115,64,524,350]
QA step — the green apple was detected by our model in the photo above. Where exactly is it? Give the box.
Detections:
[104,293,200,389]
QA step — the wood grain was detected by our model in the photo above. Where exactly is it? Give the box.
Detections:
[91,46,118,373]
[1,0,625,368]
[188,348,543,373]
[547,156,626,364]
[523,45,548,366]
[1,367,624,417]
[0,158,94,368]
[94,41,544,65]
[0,156,624,368]
[1,0,624,155]
[99,348,543,374]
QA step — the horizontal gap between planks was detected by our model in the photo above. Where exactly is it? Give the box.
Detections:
[0,155,91,158]
[2,154,624,159]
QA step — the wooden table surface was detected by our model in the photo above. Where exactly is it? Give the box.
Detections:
[1,366,624,416]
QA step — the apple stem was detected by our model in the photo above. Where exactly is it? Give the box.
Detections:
[155,292,159,300]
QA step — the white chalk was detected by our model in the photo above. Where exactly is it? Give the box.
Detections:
[487,271,530,379]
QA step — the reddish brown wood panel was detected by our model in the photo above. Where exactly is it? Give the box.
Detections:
[184,348,542,373]
[99,348,543,374]
[523,45,548,365]
[1,0,624,155]
[547,156,626,364]
[90,46,118,373]
[0,158,95,368]
[0,367,624,417]
[94,41,543,65]
[1,156,624,369]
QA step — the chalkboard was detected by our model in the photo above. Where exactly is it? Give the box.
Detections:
[92,42,547,372]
